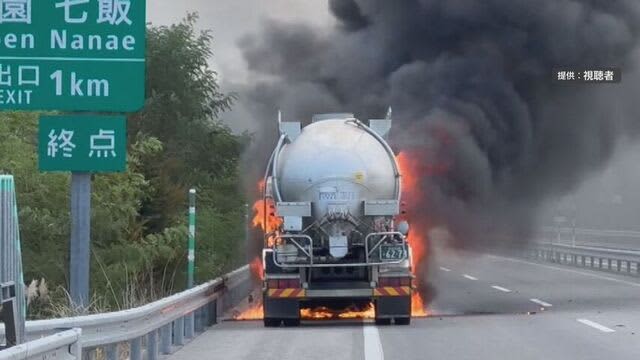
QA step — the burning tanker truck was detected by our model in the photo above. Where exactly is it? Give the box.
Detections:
[259,111,413,326]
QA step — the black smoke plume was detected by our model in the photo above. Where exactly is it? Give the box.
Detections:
[238,0,640,294]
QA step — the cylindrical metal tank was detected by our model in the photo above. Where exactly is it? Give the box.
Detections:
[275,116,399,222]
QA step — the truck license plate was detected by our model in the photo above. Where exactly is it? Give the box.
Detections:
[380,245,406,261]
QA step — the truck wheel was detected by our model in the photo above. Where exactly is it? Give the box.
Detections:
[283,318,301,327]
[375,318,391,326]
[394,317,411,325]
[264,318,281,327]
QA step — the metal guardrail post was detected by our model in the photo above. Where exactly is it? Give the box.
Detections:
[130,337,142,360]
[147,330,158,360]
[194,308,201,333]
[208,299,217,326]
[173,316,185,346]
[160,324,171,354]
[82,346,95,360]
[105,343,117,360]
[200,306,208,330]
[185,312,195,339]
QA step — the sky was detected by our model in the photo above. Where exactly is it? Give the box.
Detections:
[147,1,331,84]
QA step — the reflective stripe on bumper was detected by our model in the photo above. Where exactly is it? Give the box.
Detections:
[374,286,411,297]
[267,288,306,298]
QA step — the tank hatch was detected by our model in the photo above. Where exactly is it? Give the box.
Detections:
[312,113,355,122]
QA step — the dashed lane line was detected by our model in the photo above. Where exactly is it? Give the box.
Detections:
[577,319,615,333]
[530,298,552,307]
[491,285,511,293]
[363,325,384,360]
[463,274,478,281]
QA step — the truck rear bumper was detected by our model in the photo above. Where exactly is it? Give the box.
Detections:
[305,288,373,298]
[265,286,412,299]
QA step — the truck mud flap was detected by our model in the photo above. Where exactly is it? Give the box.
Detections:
[376,296,411,320]
[264,296,300,320]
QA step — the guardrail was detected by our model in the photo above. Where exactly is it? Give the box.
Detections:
[524,244,640,276]
[0,265,252,360]
[0,329,81,360]
[1,282,18,349]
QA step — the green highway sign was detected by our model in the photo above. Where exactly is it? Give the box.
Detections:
[39,115,127,172]
[0,0,145,111]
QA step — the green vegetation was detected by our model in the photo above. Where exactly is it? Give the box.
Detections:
[0,15,249,318]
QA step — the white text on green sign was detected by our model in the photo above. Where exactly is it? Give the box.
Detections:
[39,115,127,172]
[0,0,145,111]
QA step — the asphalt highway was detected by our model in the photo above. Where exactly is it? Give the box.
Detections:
[170,248,640,360]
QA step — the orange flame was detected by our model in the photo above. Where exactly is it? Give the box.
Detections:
[252,180,283,249]
[300,307,334,320]
[301,303,375,320]
[234,303,264,320]
[234,303,376,321]
[397,152,430,317]
[252,180,283,236]
[235,257,266,320]
[411,292,429,317]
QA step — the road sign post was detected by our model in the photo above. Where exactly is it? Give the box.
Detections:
[0,0,146,112]
[39,115,127,307]
[70,172,91,307]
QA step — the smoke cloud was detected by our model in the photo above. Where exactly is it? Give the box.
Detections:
[238,0,640,290]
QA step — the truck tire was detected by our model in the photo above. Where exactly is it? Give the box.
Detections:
[375,318,391,326]
[264,318,281,327]
[283,318,301,327]
[394,317,411,325]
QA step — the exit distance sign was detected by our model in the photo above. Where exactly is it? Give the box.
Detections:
[39,115,127,172]
[0,0,146,112]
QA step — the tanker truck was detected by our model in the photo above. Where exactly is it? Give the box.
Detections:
[260,111,413,326]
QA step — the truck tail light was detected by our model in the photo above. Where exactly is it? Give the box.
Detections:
[379,277,411,287]
[267,279,301,289]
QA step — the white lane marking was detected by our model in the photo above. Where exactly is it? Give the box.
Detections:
[439,266,451,272]
[487,255,640,289]
[363,325,384,360]
[577,319,615,333]
[530,298,553,307]
[463,274,478,281]
[491,285,511,293]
